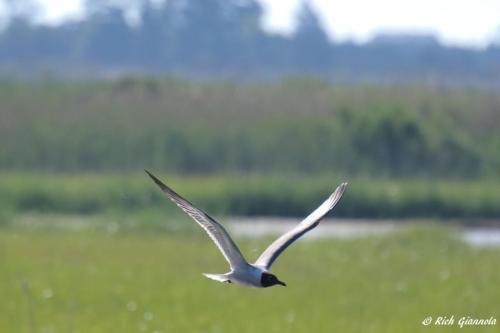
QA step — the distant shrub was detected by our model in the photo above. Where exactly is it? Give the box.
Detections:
[1,173,500,219]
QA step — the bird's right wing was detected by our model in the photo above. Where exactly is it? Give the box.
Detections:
[254,183,347,270]
[145,171,248,270]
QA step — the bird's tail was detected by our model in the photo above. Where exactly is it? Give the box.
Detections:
[203,273,231,283]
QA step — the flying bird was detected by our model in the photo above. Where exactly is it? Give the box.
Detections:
[145,170,347,288]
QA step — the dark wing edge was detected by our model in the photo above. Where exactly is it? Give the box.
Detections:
[254,182,347,270]
[145,170,248,269]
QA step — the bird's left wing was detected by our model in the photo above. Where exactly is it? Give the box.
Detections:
[145,170,248,270]
[254,182,347,270]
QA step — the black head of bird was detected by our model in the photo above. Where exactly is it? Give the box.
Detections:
[260,272,286,287]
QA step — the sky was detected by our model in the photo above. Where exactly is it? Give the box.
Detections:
[2,0,500,48]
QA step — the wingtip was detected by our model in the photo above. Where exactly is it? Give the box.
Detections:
[144,169,164,188]
[144,169,155,180]
[337,181,348,192]
[328,181,348,204]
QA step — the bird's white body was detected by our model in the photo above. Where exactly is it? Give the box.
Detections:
[146,170,347,288]
[204,264,267,288]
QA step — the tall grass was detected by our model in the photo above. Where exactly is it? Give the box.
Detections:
[1,78,499,176]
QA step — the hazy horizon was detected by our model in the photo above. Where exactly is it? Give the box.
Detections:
[0,0,499,48]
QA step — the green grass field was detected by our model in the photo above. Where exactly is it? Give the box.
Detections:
[1,223,498,332]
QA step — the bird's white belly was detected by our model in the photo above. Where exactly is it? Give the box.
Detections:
[229,265,264,288]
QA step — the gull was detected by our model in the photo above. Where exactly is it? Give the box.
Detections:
[145,170,347,288]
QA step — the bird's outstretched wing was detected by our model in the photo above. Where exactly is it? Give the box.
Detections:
[145,170,248,270]
[254,182,347,270]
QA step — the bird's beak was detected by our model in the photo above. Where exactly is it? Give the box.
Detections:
[278,280,287,287]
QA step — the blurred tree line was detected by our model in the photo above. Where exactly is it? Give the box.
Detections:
[0,0,499,85]
[1,78,499,177]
